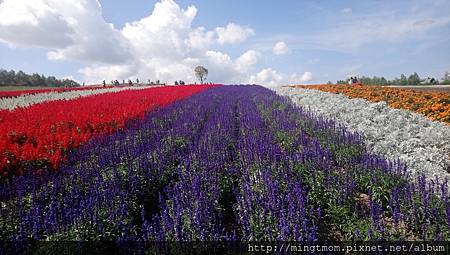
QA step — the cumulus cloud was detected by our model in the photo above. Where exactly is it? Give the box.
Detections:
[121,0,198,60]
[0,0,273,85]
[205,51,233,66]
[187,27,216,51]
[299,72,313,83]
[250,68,313,87]
[249,68,283,87]
[93,0,260,84]
[200,50,262,83]
[0,0,132,64]
[216,23,255,45]
[273,41,290,55]
[0,0,75,48]
[235,50,260,72]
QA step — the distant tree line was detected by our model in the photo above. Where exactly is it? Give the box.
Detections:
[0,69,80,87]
[332,72,450,85]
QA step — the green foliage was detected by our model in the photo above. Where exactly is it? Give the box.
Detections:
[407,72,421,85]
[0,69,79,87]
[334,72,447,85]
[400,74,408,85]
[334,144,363,163]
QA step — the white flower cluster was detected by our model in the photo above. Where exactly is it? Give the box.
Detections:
[274,87,450,184]
[0,86,152,110]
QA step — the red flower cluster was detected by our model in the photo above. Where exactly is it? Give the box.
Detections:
[0,85,214,175]
[0,86,114,99]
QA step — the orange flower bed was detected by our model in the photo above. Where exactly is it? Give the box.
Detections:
[291,84,450,125]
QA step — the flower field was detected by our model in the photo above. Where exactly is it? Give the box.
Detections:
[1,85,449,244]
[0,86,113,99]
[292,84,450,124]
[0,85,212,176]
[0,85,151,110]
[276,86,450,187]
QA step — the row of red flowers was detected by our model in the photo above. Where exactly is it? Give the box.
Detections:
[0,85,115,99]
[0,85,215,176]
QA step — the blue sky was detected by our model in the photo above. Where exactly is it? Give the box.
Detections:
[0,0,449,86]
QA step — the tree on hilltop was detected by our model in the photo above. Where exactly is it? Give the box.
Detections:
[194,66,208,84]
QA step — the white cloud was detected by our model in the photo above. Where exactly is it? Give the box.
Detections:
[120,0,199,60]
[205,50,233,66]
[0,0,75,48]
[80,63,138,83]
[273,41,290,55]
[186,27,216,51]
[249,68,313,87]
[0,0,274,85]
[300,72,313,82]
[249,68,283,87]
[340,8,352,14]
[235,50,260,72]
[0,0,132,64]
[216,23,255,45]
[200,50,263,83]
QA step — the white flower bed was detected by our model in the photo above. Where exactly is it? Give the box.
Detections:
[0,86,152,110]
[274,86,450,183]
